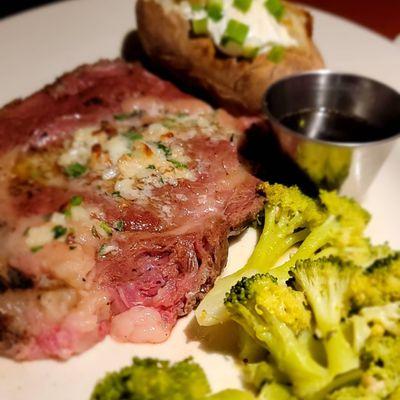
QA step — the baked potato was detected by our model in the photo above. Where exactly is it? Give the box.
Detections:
[136,0,324,114]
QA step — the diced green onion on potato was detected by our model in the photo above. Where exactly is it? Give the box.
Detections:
[267,45,285,63]
[192,18,208,35]
[207,0,223,21]
[233,0,253,13]
[242,45,260,58]
[265,0,285,21]
[222,19,249,45]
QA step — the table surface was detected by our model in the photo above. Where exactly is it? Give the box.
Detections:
[302,0,400,40]
[0,0,399,39]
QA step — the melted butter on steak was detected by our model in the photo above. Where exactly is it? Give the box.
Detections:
[57,111,238,202]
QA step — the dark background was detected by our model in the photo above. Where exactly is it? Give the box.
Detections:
[0,0,399,39]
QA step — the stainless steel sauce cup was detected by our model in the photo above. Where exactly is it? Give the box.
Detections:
[263,71,400,199]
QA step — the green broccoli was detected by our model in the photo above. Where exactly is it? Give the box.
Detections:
[90,357,210,400]
[271,190,372,278]
[225,273,332,398]
[328,336,400,399]
[350,252,400,308]
[291,257,359,376]
[196,183,325,326]
[91,357,257,400]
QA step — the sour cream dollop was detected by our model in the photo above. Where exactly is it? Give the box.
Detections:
[160,0,297,57]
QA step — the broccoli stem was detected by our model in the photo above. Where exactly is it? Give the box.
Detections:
[324,330,359,376]
[309,368,363,400]
[271,216,337,280]
[196,207,309,326]
[248,309,332,398]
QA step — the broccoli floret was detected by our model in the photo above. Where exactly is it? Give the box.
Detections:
[91,357,211,400]
[196,183,325,326]
[271,190,371,278]
[360,336,400,398]
[225,273,332,398]
[350,253,400,308]
[291,257,360,376]
[91,357,257,400]
[347,301,400,357]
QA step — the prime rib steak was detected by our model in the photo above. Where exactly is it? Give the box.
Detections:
[0,60,263,360]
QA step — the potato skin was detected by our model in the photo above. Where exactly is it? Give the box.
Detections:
[136,0,324,114]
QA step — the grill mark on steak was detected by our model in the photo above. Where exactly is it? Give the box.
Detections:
[0,60,264,360]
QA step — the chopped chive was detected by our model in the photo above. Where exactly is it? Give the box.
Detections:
[242,45,260,58]
[70,195,83,206]
[207,0,223,21]
[192,18,208,35]
[233,0,252,12]
[64,163,87,178]
[31,245,43,253]
[222,19,249,45]
[114,109,144,121]
[112,191,121,198]
[147,164,156,170]
[156,142,172,157]
[98,244,108,257]
[99,221,113,236]
[265,0,285,20]
[267,45,285,63]
[113,220,125,232]
[52,225,67,239]
[123,131,143,142]
[168,159,188,169]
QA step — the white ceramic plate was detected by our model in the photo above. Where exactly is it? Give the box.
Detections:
[0,1,399,399]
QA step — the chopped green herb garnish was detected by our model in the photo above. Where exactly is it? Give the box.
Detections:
[98,244,108,257]
[113,220,125,232]
[99,221,113,236]
[114,109,144,121]
[52,225,67,239]
[233,0,252,12]
[64,195,83,217]
[156,142,172,157]
[168,159,188,169]
[267,45,285,63]
[64,163,87,178]
[265,0,285,20]
[112,191,121,198]
[192,18,208,35]
[70,195,83,206]
[147,164,156,170]
[207,0,223,21]
[30,245,43,253]
[123,131,143,142]
[242,45,260,58]
[222,19,249,45]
